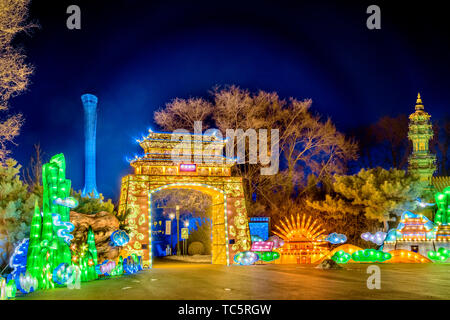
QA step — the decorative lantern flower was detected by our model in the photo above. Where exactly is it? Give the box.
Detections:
[111,230,130,247]
[268,235,285,249]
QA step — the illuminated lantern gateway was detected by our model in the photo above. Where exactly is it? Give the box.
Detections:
[273,214,329,264]
[117,130,251,267]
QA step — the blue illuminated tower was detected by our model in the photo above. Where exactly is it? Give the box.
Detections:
[81,93,100,198]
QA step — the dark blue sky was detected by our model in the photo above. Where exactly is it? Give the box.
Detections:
[9,0,450,200]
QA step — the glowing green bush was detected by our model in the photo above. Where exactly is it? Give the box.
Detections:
[352,249,391,262]
[257,251,280,262]
[428,247,450,262]
[435,187,450,225]
[331,250,351,264]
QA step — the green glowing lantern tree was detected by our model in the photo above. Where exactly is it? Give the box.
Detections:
[76,227,98,282]
[435,187,450,225]
[26,154,73,289]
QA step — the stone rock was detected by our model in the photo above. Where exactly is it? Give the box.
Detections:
[70,211,120,263]
[316,259,342,270]
[188,241,205,255]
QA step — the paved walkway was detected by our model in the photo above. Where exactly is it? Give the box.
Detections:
[17,261,450,300]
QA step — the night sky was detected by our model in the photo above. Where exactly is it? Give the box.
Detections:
[9,0,450,200]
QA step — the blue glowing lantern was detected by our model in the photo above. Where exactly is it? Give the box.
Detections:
[111,230,130,247]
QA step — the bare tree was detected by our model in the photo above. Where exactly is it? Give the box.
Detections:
[431,118,450,176]
[24,143,43,193]
[0,0,36,162]
[153,86,358,215]
[369,115,410,169]
[154,97,213,131]
[152,189,212,218]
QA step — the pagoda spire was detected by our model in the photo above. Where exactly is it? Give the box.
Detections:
[415,92,424,111]
[407,93,436,185]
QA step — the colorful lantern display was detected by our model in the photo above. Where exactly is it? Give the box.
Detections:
[52,213,75,245]
[325,233,347,244]
[428,247,450,262]
[26,154,73,290]
[0,277,6,300]
[273,214,329,264]
[251,241,274,252]
[75,228,99,282]
[331,250,351,264]
[361,232,386,246]
[9,239,29,279]
[233,251,259,265]
[1,277,17,300]
[435,187,450,225]
[384,211,436,242]
[388,250,430,263]
[96,260,116,276]
[53,263,71,285]
[110,230,130,247]
[16,271,38,294]
[267,235,284,249]
[53,197,79,209]
[110,256,124,276]
[123,254,143,274]
[257,251,280,262]
[251,235,263,242]
[352,249,391,262]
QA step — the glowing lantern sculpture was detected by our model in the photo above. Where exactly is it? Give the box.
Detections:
[53,263,71,285]
[53,197,79,209]
[9,238,29,283]
[75,228,98,282]
[25,153,99,291]
[352,249,391,263]
[17,271,38,294]
[325,232,347,244]
[123,254,143,274]
[233,251,259,265]
[110,256,124,276]
[52,213,75,245]
[361,232,387,246]
[1,277,7,300]
[435,187,450,225]
[258,251,280,262]
[267,235,284,249]
[428,247,450,262]
[331,250,351,264]
[251,241,274,252]
[111,230,130,247]
[96,260,116,276]
[273,214,329,264]
[26,154,74,290]
[251,235,263,242]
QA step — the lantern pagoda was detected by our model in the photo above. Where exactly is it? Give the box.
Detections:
[407,93,436,184]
